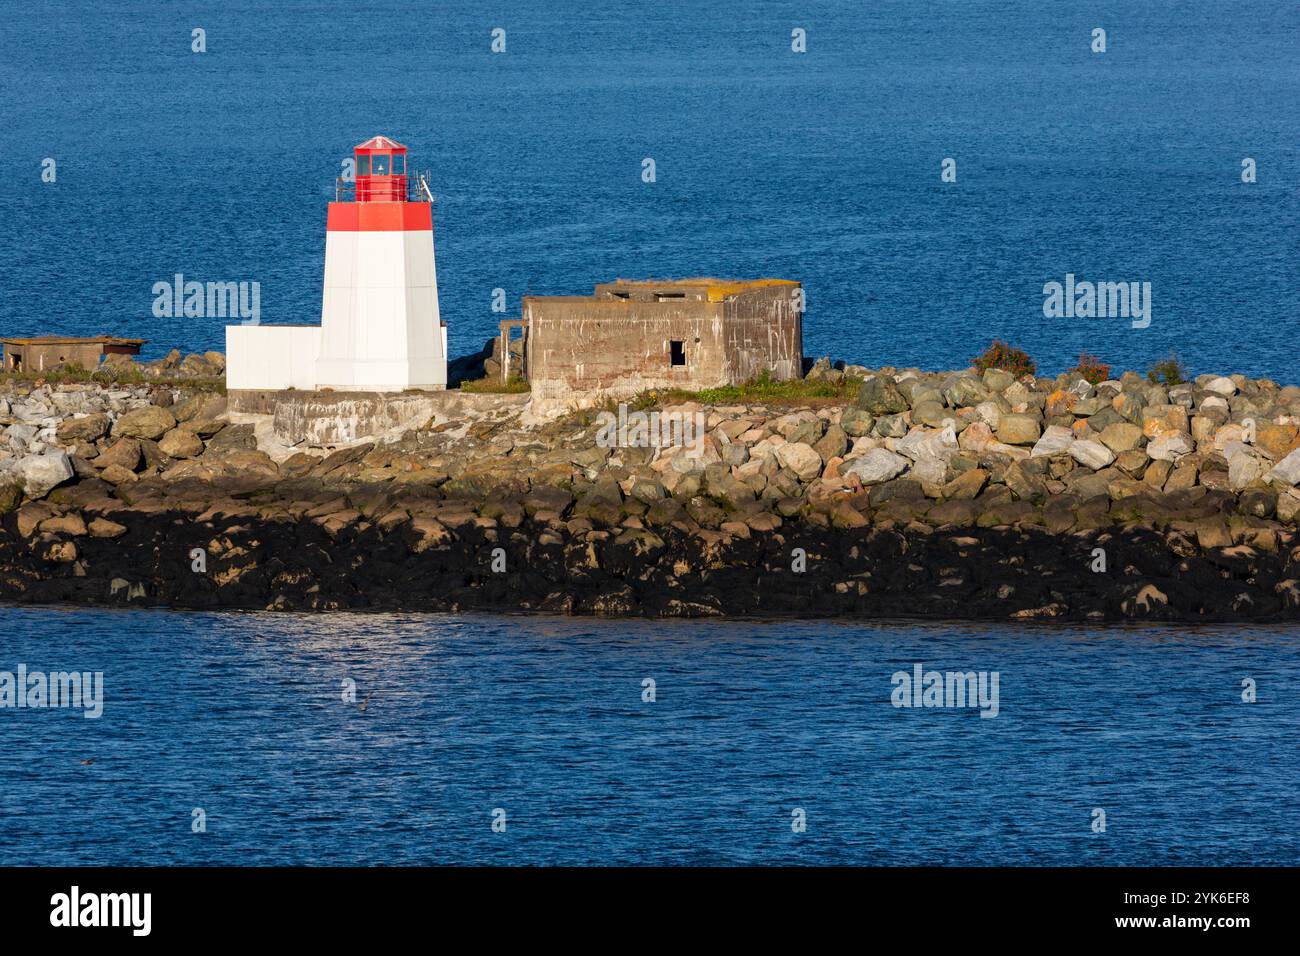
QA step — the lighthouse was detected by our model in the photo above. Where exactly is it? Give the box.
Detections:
[225,135,447,393]
[316,136,446,390]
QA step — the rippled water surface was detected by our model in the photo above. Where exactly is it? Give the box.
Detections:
[1,1,1297,379]
[1,608,1296,865]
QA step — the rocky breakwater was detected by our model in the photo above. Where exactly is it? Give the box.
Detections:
[4,362,1300,621]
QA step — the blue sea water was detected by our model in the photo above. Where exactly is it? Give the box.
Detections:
[1,1,1297,380]
[0,608,1297,866]
[2,2,1299,868]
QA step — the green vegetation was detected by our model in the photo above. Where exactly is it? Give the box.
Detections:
[656,369,864,406]
[458,374,530,394]
[972,340,1036,378]
[0,362,224,392]
[1146,354,1188,387]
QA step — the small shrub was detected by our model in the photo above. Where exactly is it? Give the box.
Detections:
[1071,352,1111,385]
[459,374,529,394]
[1146,354,1187,387]
[972,340,1036,378]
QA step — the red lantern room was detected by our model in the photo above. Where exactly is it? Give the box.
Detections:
[353,135,408,202]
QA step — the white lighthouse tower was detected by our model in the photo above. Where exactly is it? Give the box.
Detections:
[315,136,446,390]
[225,135,447,393]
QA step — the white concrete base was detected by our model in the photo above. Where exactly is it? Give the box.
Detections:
[225,325,321,391]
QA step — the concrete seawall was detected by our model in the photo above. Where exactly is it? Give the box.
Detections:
[228,388,530,446]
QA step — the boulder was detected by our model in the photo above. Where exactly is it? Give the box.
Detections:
[16,452,74,498]
[856,376,909,415]
[205,449,280,480]
[96,437,142,472]
[996,414,1042,446]
[112,405,177,440]
[1147,432,1194,462]
[158,428,205,459]
[839,408,875,437]
[205,423,257,454]
[1141,405,1189,439]
[1069,440,1115,470]
[981,368,1015,392]
[56,413,110,443]
[911,400,950,428]
[842,448,910,485]
[88,517,128,538]
[1030,425,1074,458]
[958,421,995,453]
[39,512,87,536]
[1256,422,1300,461]
[943,468,988,499]
[874,413,908,438]
[99,464,138,485]
[1098,422,1144,453]
[896,426,959,463]
[813,424,848,462]
[1267,447,1300,486]
[775,442,823,481]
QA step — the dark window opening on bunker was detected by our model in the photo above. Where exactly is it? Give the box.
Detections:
[670,340,686,366]
[611,292,630,299]
[655,292,686,301]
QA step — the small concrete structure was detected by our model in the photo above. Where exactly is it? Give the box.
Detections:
[226,135,447,394]
[522,278,803,402]
[1,336,144,372]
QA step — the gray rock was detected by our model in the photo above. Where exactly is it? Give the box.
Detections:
[1147,432,1194,462]
[1267,448,1300,486]
[942,376,987,407]
[843,448,910,485]
[874,413,909,438]
[16,451,74,498]
[1069,440,1115,470]
[910,456,949,488]
[856,376,909,415]
[1229,453,1266,491]
[896,426,959,463]
[1030,425,1075,458]
[911,400,950,427]
[839,407,875,437]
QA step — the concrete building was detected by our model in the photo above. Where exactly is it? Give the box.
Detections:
[1,336,144,372]
[226,135,447,393]
[520,278,803,402]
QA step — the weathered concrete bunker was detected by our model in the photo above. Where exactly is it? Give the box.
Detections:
[1,336,144,372]
[522,278,803,402]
